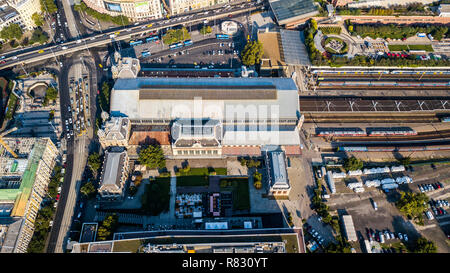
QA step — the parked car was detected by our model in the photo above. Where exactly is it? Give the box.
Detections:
[398,233,403,240]
[403,234,408,242]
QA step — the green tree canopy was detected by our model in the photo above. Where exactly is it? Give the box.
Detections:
[241,40,264,66]
[343,156,363,171]
[29,28,49,45]
[396,192,428,222]
[40,0,58,14]
[398,156,411,166]
[141,180,170,215]
[311,19,318,31]
[80,182,96,198]
[139,145,166,169]
[0,23,23,41]
[162,27,190,44]
[32,13,44,27]
[97,214,118,241]
[413,237,437,253]
[87,152,101,174]
[100,82,111,110]
[200,25,212,35]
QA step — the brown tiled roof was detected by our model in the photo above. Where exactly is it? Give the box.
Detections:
[222,146,261,156]
[283,145,301,155]
[129,131,170,145]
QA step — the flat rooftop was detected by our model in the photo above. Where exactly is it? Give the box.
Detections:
[111,77,299,121]
[269,0,318,24]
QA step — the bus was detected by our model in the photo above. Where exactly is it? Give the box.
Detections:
[169,42,183,50]
[130,40,143,46]
[146,36,159,43]
[141,51,151,57]
[216,34,230,39]
[183,39,193,46]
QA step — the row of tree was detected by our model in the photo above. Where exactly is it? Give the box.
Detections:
[352,24,448,41]
[27,165,63,252]
[162,27,190,45]
[74,2,129,26]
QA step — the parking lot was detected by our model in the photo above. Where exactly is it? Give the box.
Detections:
[324,163,450,252]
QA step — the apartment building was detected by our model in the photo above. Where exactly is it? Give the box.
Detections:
[165,0,229,15]
[6,0,41,30]
[0,138,58,253]
[0,2,24,31]
[83,0,163,21]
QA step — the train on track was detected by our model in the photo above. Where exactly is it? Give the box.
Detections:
[337,144,450,152]
[312,70,450,75]
[317,128,417,137]
[317,81,450,87]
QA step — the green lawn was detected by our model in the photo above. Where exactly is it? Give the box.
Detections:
[140,177,171,215]
[175,167,227,187]
[220,177,250,211]
[177,167,227,176]
[388,44,434,52]
[176,175,210,187]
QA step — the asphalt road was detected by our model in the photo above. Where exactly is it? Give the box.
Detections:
[0,1,262,69]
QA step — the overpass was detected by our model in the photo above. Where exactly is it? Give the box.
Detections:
[0,2,263,70]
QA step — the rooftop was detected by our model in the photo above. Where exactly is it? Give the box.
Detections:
[269,0,318,25]
[100,149,127,191]
[257,31,286,70]
[110,77,300,121]
[268,151,290,189]
[98,117,130,141]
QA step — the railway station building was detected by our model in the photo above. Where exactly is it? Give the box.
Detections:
[109,77,303,158]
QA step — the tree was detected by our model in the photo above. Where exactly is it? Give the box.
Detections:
[253,180,262,189]
[200,25,212,35]
[162,27,190,44]
[396,192,428,222]
[0,23,23,41]
[43,86,57,105]
[348,25,353,32]
[398,156,411,166]
[87,152,101,174]
[40,0,58,14]
[100,82,111,110]
[138,145,166,169]
[343,156,363,171]
[310,19,318,31]
[80,182,96,198]
[241,40,264,66]
[253,171,262,182]
[413,237,437,253]
[97,214,118,241]
[141,180,170,215]
[32,12,44,27]
[29,28,49,45]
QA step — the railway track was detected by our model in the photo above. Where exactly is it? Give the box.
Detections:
[316,86,449,90]
[304,114,441,123]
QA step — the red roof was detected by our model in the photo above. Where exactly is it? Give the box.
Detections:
[129,131,171,145]
[283,145,301,156]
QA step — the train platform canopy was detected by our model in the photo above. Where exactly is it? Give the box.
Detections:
[300,97,450,112]
[269,0,319,26]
